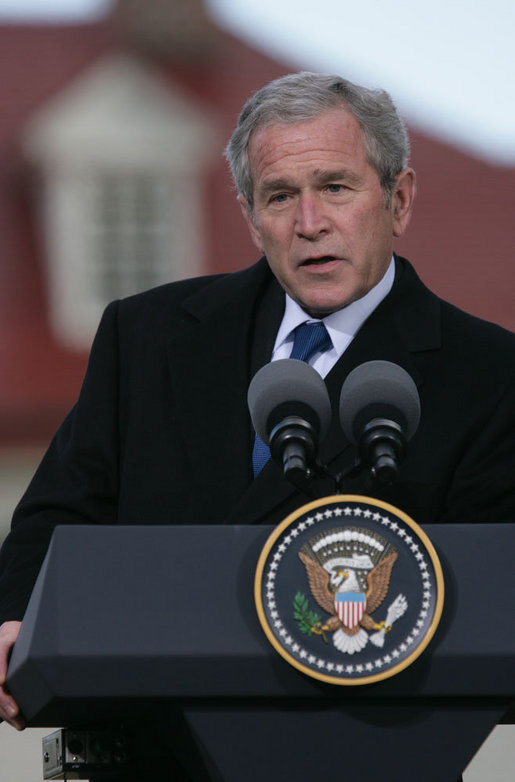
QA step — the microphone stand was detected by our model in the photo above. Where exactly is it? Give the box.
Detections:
[285,447,402,500]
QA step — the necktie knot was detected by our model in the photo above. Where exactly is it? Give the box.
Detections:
[290,321,332,363]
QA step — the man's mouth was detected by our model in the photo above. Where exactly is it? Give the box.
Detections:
[301,255,340,266]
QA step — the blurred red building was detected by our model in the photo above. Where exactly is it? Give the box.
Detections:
[0,0,513,458]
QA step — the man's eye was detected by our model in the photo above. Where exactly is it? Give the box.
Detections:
[270,193,289,203]
[326,184,346,193]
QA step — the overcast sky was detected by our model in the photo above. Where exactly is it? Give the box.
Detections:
[1,0,514,165]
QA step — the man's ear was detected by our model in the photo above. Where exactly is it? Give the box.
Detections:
[237,195,265,253]
[391,168,416,238]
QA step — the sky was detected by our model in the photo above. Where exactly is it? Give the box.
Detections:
[0,0,514,165]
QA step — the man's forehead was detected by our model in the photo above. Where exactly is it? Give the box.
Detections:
[250,108,357,144]
[248,109,364,168]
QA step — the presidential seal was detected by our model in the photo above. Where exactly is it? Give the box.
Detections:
[254,495,444,685]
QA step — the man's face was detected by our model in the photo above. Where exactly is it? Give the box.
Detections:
[240,109,415,317]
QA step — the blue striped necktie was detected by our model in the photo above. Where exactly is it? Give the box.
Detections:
[252,321,332,476]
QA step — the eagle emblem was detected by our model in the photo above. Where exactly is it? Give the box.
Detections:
[255,496,444,684]
[297,527,408,654]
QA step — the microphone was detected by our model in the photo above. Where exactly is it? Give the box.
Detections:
[248,359,332,487]
[339,360,421,484]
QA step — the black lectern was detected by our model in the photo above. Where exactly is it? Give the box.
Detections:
[7,524,515,781]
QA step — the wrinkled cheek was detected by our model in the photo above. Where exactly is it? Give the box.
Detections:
[260,233,291,269]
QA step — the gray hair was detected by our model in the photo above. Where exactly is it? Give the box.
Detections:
[225,72,410,210]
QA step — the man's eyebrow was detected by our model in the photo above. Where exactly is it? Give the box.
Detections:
[257,178,296,196]
[314,168,362,185]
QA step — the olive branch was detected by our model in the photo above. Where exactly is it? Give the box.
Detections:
[293,591,325,639]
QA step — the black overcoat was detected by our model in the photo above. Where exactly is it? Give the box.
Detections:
[0,255,514,623]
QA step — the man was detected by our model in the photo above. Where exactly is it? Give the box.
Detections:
[1,72,514,776]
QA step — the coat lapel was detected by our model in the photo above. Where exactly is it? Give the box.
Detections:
[321,264,430,466]
[322,258,441,473]
[164,260,282,520]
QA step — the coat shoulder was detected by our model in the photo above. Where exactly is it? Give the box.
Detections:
[111,259,270,329]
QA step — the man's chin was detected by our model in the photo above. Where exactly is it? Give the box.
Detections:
[297,296,353,318]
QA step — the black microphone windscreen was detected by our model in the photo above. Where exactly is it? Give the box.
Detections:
[340,360,420,443]
[248,359,332,444]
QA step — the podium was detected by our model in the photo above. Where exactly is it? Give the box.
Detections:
[7,523,515,781]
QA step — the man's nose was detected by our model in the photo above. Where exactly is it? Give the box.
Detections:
[295,194,331,239]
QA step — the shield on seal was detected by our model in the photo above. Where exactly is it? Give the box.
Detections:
[335,592,366,629]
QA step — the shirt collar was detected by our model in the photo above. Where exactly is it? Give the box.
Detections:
[273,257,395,357]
